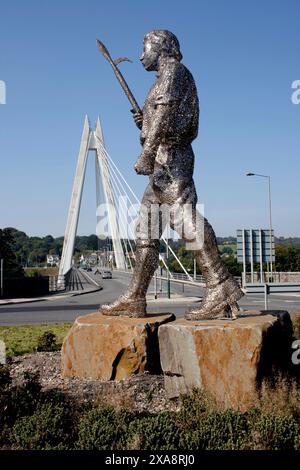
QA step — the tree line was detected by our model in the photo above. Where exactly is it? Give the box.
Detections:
[1,227,300,279]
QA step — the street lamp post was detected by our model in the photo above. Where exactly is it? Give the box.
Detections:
[0,259,3,297]
[246,172,273,282]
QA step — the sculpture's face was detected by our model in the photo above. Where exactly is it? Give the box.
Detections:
[140,38,160,71]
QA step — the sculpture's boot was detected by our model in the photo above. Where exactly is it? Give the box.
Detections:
[185,219,244,320]
[99,240,159,317]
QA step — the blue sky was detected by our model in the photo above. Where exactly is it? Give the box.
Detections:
[0,0,299,237]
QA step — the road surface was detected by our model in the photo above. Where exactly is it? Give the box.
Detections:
[0,271,299,325]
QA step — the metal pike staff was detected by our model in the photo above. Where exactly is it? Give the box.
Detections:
[96,39,142,114]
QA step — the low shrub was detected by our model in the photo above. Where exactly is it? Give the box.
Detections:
[76,407,135,450]
[0,363,299,451]
[36,331,58,352]
[179,410,250,450]
[1,371,42,428]
[128,412,181,450]
[9,401,74,450]
[180,389,217,424]
[249,412,300,450]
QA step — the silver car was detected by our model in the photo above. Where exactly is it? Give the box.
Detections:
[102,270,112,279]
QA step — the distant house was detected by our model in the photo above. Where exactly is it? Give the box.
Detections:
[47,254,60,266]
[80,253,98,266]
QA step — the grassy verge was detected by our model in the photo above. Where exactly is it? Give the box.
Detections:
[0,323,72,358]
[24,267,59,277]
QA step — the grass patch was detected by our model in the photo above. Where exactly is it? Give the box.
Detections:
[24,267,58,277]
[0,323,71,358]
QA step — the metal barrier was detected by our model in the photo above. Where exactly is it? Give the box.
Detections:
[116,269,242,298]
[244,282,300,309]
[245,282,300,293]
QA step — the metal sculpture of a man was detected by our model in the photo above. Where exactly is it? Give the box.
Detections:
[98,30,243,320]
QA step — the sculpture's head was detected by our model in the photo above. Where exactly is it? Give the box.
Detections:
[140,30,182,71]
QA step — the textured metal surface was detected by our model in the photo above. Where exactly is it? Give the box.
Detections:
[99,30,244,320]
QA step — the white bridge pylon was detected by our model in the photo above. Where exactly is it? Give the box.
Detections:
[59,115,126,278]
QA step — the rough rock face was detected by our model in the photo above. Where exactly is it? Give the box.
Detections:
[61,312,175,380]
[158,311,293,409]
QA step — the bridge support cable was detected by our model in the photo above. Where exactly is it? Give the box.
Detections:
[97,146,135,270]
[97,145,137,240]
[97,144,139,233]
[94,119,126,269]
[105,173,134,270]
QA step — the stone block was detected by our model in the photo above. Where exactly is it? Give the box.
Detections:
[61,312,175,380]
[158,311,293,409]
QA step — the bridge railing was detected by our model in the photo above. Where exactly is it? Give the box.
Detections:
[161,270,205,284]
[116,267,242,288]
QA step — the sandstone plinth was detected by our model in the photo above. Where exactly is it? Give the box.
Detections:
[61,312,175,380]
[158,311,293,409]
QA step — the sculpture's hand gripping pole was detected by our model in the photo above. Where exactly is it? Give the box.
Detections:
[96,39,142,115]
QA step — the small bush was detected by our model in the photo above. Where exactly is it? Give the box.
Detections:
[179,391,250,450]
[249,413,300,450]
[9,402,73,450]
[36,331,58,352]
[128,412,181,450]
[5,371,42,424]
[0,369,42,449]
[179,410,250,450]
[180,389,217,424]
[76,407,135,450]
